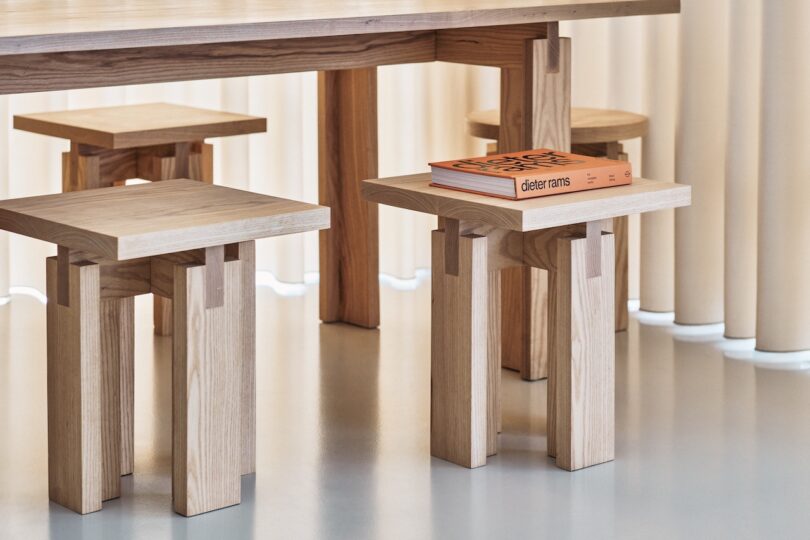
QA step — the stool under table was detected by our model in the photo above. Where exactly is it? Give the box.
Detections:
[0,180,329,515]
[362,174,689,470]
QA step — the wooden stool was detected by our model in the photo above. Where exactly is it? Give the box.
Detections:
[14,103,266,476]
[0,180,329,516]
[362,173,688,470]
[14,103,267,333]
[466,107,648,337]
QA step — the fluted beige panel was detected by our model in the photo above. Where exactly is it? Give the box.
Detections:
[723,0,761,339]
[639,14,678,313]
[674,0,728,325]
[756,0,810,352]
[0,96,7,296]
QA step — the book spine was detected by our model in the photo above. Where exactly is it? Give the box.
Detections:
[512,161,632,200]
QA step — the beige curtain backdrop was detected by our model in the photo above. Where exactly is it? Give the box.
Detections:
[1,3,801,353]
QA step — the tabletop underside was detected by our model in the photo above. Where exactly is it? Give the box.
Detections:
[0,0,679,55]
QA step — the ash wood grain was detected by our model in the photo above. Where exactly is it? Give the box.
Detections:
[0,1,679,56]
[0,179,330,261]
[553,232,615,471]
[435,23,546,68]
[0,31,436,95]
[467,106,648,145]
[173,259,242,516]
[117,298,135,477]
[99,298,123,501]
[318,68,380,328]
[15,104,266,149]
[46,257,102,514]
[227,241,257,475]
[431,230,488,468]
[487,271,502,455]
[362,175,691,232]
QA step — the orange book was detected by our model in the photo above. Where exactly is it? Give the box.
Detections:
[429,148,632,200]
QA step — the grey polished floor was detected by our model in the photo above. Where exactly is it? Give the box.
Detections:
[1,281,810,539]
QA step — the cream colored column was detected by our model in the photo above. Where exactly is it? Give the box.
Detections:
[639,14,678,312]
[674,0,729,324]
[723,0,761,339]
[756,0,810,352]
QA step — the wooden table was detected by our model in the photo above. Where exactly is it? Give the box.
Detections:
[0,0,680,379]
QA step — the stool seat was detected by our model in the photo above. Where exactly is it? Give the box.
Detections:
[362,174,688,232]
[14,103,266,149]
[0,179,329,260]
[466,107,649,145]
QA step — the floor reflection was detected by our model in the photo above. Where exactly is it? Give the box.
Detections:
[1,287,810,539]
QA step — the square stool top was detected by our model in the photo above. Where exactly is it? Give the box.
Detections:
[362,173,690,232]
[14,103,266,149]
[0,179,329,260]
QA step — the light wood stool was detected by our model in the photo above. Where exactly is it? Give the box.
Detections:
[14,103,267,335]
[14,103,266,477]
[466,107,648,339]
[362,173,688,470]
[0,180,329,516]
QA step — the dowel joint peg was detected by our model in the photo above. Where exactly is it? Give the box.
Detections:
[585,220,602,278]
[204,245,225,308]
[546,22,560,73]
[443,218,460,276]
[56,245,72,306]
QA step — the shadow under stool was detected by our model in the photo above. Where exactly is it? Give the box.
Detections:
[466,107,649,380]
[13,103,266,478]
[362,172,688,470]
[0,180,329,516]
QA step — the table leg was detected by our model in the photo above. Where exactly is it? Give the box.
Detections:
[499,37,571,381]
[172,252,242,516]
[318,68,380,329]
[430,229,488,468]
[46,257,102,514]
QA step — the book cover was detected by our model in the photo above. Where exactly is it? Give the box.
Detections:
[429,148,632,200]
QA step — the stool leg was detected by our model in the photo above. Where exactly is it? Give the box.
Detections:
[189,142,214,184]
[63,148,136,479]
[430,230,488,469]
[552,229,615,471]
[99,298,135,482]
[154,141,213,337]
[606,141,629,332]
[172,255,242,516]
[487,271,502,456]
[46,257,102,514]
[119,297,135,476]
[230,241,257,476]
[611,216,629,331]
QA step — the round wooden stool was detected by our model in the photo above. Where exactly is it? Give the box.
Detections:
[465,107,648,332]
